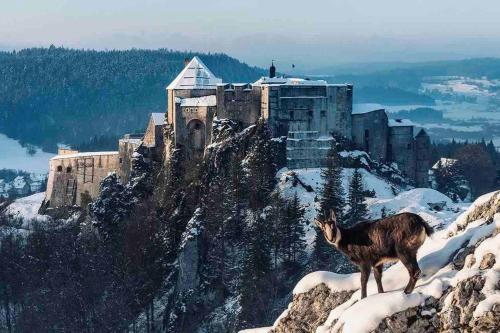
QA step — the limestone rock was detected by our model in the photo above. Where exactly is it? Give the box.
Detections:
[479,253,496,270]
[271,284,354,333]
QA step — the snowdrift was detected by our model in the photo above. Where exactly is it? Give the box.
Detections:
[244,191,500,333]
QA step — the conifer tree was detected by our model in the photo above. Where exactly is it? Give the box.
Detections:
[238,212,273,328]
[345,169,367,226]
[267,192,287,269]
[247,121,276,209]
[283,193,306,265]
[312,142,350,272]
[318,142,345,220]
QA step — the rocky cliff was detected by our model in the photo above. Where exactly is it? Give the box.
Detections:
[247,191,500,333]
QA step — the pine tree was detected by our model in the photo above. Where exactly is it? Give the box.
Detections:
[267,192,287,269]
[345,169,367,226]
[247,120,276,209]
[237,212,273,329]
[312,142,350,272]
[283,193,306,265]
[318,142,345,220]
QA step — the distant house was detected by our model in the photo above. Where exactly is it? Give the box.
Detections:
[12,176,31,196]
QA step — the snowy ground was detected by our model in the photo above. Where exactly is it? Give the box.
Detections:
[244,190,500,333]
[3,192,49,227]
[0,133,53,173]
[276,167,398,251]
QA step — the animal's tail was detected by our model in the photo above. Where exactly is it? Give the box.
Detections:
[420,218,434,236]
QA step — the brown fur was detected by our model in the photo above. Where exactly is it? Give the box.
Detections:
[316,211,433,298]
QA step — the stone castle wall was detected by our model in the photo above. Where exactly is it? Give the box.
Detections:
[352,109,389,163]
[45,151,119,208]
[415,130,431,187]
[216,84,261,127]
[389,126,416,179]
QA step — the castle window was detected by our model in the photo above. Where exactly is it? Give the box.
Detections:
[290,111,294,120]
[57,165,63,172]
[407,143,412,150]
[119,157,123,164]
[320,110,326,117]
[66,166,72,173]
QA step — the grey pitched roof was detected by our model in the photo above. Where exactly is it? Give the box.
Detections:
[167,56,222,90]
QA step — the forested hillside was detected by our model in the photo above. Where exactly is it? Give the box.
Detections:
[0,47,265,152]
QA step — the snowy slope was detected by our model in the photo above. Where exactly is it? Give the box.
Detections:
[2,192,49,227]
[276,167,399,250]
[244,191,500,333]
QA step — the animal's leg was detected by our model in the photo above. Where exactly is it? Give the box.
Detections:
[373,265,384,293]
[398,253,421,294]
[360,264,372,299]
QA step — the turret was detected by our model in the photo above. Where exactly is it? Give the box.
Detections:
[269,61,276,78]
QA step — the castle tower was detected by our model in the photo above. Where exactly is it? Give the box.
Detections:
[166,57,222,159]
[415,129,431,188]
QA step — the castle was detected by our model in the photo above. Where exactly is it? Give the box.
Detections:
[42,57,430,210]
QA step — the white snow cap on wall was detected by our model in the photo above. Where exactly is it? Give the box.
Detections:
[167,56,222,90]
[180,95,217,107]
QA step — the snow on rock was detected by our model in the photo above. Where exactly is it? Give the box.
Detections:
[366,188,465,229]
[258,190,500,333]
[239,327,273,333]
[293,271,360,295]
[3,192,49,225]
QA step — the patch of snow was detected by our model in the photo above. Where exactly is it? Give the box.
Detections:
[180,95,217,107]
[293,271,360,295]
[151,113,165,125]
[238,327,272,333]
[3,192,49,224]
[51,151,118,160]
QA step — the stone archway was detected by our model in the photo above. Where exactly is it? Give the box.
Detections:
[187,119,206,151]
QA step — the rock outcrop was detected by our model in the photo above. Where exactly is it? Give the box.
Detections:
[261,191,500,333]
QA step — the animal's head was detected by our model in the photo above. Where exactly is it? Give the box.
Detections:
[315,210,340,246]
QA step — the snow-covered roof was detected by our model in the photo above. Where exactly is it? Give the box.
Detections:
[51,151,118,160]
[254,77,328,86]
[167,56,222,90]
[388,118,415,127]
[352,106,386,115]
[432,157,458,169]
[150,113,165,126]
[180,95,217,107]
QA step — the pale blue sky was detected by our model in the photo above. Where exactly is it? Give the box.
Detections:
[2,0,500,69]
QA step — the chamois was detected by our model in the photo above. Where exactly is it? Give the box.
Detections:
[315,211,433,299]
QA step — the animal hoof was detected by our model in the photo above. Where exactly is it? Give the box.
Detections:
[404,289,412,294]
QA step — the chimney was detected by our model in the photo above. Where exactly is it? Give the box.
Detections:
[270,60,276,78]
[184,57,190,67]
